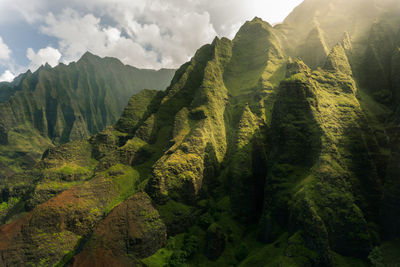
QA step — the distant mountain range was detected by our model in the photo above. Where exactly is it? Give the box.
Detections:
[0,52,175,178]
[1,0,400,266]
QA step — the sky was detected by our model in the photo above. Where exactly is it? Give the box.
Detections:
[0,0,303,82]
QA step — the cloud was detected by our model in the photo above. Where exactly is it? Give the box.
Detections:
[40,7,217,69]
[77,0,249,38]
[0,0,49,24]
[26,46,61,71]
[0,70,15,82]
[0,36,19,80]
[121,9,217,67]
[0,36,11,61]
[0,0,303,72]
[40,9,161,69]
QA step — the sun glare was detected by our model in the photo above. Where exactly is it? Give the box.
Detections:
[252,0,304,24]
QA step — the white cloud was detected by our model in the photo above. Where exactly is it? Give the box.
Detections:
[0,36,19,79]
[121,9,217,67]
[40,9,161,69]
[0,0,53,24]
[0,36,11,61]
[31,0,269,69]
[40,7,217,69]
[26,46,61,71]
[0,0,303,71]
[0,70,15,82]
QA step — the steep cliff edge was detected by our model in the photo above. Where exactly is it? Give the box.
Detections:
[0,53,174,179]
[1,0,400,266]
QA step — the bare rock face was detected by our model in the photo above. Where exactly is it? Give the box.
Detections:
[72,192,167,266]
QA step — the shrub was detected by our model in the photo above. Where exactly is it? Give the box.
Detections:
[167,250,186,267]
[183,234,199,258]
[235,244,250,261]
[368,247,385,267]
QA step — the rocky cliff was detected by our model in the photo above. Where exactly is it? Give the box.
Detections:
[1,0,400,266]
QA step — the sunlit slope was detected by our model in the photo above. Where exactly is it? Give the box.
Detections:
[1,0,400,266]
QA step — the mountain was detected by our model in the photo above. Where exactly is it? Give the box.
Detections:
[0,52,175,178]
[1,0,400,266]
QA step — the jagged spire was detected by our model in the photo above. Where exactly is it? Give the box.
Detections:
[286,58,311,78]
[299,26,330,69]
[341,31,352,51]
[78,51,99,62]
[324,44,352,75]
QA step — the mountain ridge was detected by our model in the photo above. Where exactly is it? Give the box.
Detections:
[0,53,175,179]
[1,0,400,266]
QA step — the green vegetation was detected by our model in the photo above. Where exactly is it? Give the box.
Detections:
[141,234,186,267]
[0,53,174,178]
[0,123,53,177]
[53,235,84,267]
[2,1,400,266]
[380,239,400,266]
[239,233,316,267]
[224,17,285,96]
[0,197,20,212]
[103,164,140,213]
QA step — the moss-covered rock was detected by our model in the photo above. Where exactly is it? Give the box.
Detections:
[358,21,396,104]
[259,54,383,264]
[229,105,266,222]
[115,89,163,134]
[147,37,232,204]
[72,192,166,266]
[324,44,353,77]
[0,162,144,266]
[1,5,400,266]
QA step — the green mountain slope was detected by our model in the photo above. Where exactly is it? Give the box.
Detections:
[1,0,400,266]
[0,53,175,178]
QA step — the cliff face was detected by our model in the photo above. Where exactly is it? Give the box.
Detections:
[1,0,400,266]
[0,53,174,178]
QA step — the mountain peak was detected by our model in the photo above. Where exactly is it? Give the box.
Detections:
[211,36,220,45]
[251,16,265,23]
[36,63,52,72]
[2,2,400,266]
[298,25,330,69]
[237,17,272,34]
[324,43,352,75]
[79,51,99,62]
[341,31,352,51]
[286,58,311,78]
[234,16,276,44]
[249,16,272,27]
